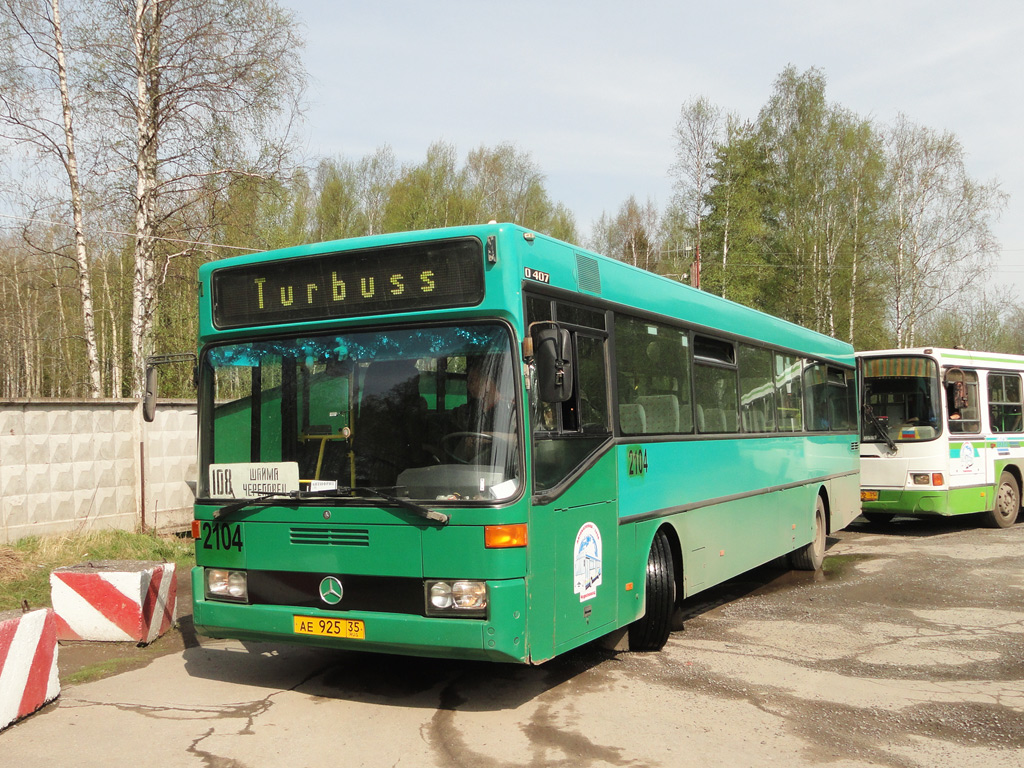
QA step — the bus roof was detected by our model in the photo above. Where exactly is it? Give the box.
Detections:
[857,348,1024,369]
[199,223,854,366]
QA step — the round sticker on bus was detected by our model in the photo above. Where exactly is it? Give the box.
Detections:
[573,522,603,602]
[960,441,976,472]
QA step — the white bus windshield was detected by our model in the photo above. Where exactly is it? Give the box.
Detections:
[861,356,941,442]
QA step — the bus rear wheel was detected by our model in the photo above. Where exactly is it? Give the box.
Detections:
[987,472,1020,528]
[790,496,826,571]
[628,529,676,652]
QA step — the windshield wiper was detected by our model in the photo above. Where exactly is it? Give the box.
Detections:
[349,486,450,525]
[212,487,449,525]
[214,491,301,519]
[862,404,897,453]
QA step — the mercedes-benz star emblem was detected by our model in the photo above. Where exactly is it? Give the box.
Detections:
[318,576,343,605]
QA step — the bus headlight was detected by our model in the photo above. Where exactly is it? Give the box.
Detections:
[425,580,488,616]
[206,568,248,602]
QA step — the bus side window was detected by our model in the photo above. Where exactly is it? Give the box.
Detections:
[738,344,774,433]
[988,373,1023,434]
[529,317,611,493]
[947,370,980,433]
[576,334,610,433]
[774,353,803,432]
[612,314,692,436]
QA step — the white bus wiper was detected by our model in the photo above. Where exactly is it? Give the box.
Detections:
[862,404,897,452]
[212,487,449,525]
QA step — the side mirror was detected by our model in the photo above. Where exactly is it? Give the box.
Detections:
[143,365,158,423]
[532,322,573,403]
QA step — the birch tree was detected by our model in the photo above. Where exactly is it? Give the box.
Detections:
[356,145,397,237]
[670,96,722,289]
[0,0,101,396]
[590,196,661,271]
[754,66,883,340]
[383,141,472,231]
[98,0,305,396]
[920,286,1017,352]
[1,0,306,397]
[882,114,1005,346]
[701,115,770,304]
[464,142,552,227]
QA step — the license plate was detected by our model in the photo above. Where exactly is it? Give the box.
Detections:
[293,615,365,639]
[861,490,879,501]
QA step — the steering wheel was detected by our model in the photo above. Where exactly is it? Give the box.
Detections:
[441,431,496,464]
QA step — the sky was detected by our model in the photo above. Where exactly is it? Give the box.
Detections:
[282,0,1024,294]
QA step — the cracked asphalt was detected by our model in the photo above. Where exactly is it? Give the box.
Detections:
[3,516,1023,767]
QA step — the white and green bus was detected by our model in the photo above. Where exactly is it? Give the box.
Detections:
[859,347,1024,528]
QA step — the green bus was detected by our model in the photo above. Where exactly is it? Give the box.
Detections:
[177,223,861,663]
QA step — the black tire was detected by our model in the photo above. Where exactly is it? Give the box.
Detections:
[987,471,1020,528]
[790,496,826,571]
[628,529,676,651]
[861,511,895,525]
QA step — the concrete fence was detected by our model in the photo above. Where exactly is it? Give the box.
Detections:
[0,400,197,544]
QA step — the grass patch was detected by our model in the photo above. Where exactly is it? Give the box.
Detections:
[0,529,195,613]
[62,655,157,686]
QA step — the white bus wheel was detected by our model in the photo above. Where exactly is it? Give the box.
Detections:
[988,472,1020,529]
[790,496,826,571]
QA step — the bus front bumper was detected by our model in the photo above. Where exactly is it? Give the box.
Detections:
[191,567,530,663]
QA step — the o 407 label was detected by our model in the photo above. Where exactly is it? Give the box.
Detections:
[626,446,648,477]
[524,267,551,283]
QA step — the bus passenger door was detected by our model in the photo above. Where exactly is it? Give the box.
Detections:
[531,455,618,659]
[527,320,618,658]
[553,490,617,655]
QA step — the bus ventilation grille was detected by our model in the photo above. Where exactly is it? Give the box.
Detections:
[575,253,601,294]
[290,527,370,547]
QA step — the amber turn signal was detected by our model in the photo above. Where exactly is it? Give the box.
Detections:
[484,524,528,548]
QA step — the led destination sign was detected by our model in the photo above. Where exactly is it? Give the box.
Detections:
[212,237,485,328]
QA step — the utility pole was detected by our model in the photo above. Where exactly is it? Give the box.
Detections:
[693,242,701,289]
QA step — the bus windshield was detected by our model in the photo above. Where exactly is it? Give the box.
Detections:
[861,356,941,442]
[198,323,521,503]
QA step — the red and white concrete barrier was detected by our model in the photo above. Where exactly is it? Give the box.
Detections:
[0,608,60,730]
[50,561,177,644]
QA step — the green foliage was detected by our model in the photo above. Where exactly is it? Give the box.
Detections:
[917,287,1024,354]
[0,52,1009,401]
[313,158,366,241]
[700,119,773,309]
[0,530,195,612]
[383,141,473,232]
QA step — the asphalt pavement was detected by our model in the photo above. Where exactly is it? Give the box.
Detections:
[3,516,1023,768]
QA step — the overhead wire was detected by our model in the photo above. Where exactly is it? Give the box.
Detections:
[0,212,264,253]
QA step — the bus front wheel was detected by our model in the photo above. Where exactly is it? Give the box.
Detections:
[790,496,826,571]
[987,472,1020,528]
[628,529,676,652]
